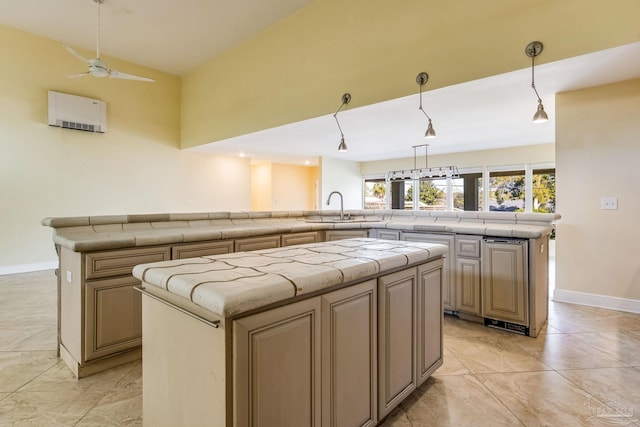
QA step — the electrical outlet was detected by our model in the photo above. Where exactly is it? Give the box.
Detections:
[601,197,618,210]
[66,270,72,283]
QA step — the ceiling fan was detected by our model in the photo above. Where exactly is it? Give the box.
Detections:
[64,0,154,82]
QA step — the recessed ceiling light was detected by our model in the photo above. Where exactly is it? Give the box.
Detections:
[239,152,245,158]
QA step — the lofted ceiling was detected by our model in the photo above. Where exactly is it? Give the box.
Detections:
[2,1,640,165]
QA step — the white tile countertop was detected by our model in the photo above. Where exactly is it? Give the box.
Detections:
[133,238,448,318]
[42,209,560,252]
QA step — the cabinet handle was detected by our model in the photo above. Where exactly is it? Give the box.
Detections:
[134,286,221,329]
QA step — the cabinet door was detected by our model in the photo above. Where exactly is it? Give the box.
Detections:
[377,268,417,419]
[402,233,455,311]
[324,230,369,241]
[455,257,482,316]
[417,261,443,386]
[85,276,142,361]
[234,298,321,427]
[482,241,528,324]
[321,280,377,427]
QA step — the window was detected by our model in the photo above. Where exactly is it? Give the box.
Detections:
[452,173,482,211]
[416,179,447,211]
[489,170,526,212]
[532,168,556,213]
[363,165,555,213]
[363,178,386,210]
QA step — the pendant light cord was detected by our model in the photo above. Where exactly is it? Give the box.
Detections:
[531,54,542,103]
[333,103,346,138]
[418,83,432,121]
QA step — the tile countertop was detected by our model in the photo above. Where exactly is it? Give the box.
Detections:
[42,210,560,252]
[132,238,448,318]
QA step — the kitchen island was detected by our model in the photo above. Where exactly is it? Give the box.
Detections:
[133,238,447,427]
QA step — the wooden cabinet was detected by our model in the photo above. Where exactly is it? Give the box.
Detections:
[454,235,482,316]
[281,231,319,247]
[321,280,377,427]
[481,239,528,325]
[84,276,142,361]
[171,240,233,259]
[324,230,369,241]
[234,280,378,427]
[455,257,482,316]
[59,245,170,378]
[377,267,417,419]
[402,232,455,311]
[234,297,322,427]
[417,261,443,385]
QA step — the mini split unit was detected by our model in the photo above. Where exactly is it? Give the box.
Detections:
[47,91,106,133]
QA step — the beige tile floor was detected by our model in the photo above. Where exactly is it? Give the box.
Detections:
[1,268,639,426]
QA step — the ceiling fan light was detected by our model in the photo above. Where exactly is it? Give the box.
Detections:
[533,101,548,123]
[425,120,436,139]
[338,137,348,152]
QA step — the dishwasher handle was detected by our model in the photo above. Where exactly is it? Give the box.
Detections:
[483,238,526,244]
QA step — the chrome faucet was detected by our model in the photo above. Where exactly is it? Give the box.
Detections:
[326,191,344,220]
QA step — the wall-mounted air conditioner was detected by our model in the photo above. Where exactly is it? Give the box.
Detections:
[48,91,107,133]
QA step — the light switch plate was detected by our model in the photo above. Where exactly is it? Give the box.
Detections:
[601,197,618,210]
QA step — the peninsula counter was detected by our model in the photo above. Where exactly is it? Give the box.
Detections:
[43,209,559,377]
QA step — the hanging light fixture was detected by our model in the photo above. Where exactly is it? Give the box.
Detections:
[333,93,351,152]
[387,144,459,181]
[525,41,548,123]
[416,72,436,138]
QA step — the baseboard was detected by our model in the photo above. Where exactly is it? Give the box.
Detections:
[0,261,58,276]
[553,288,640,314]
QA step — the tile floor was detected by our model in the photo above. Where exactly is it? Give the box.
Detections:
[1,268,639,426]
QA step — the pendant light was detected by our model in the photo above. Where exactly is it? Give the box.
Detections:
[416,72,436,138]
[333,93,351,152]
[525,41,548,123]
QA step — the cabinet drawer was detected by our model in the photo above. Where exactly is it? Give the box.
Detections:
[85,247,170,279]
[235,235,281,252]
[371,229,400,240]
[324,230,369,241]
[172,240,234,259]
[455,236,482,258]
[281,232,319,247]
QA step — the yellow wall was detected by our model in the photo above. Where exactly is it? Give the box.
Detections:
[0,26,251,271]
[251,163,273,211]
[181,0,640,149]
[555,79,640,302]
[251,162,318,211]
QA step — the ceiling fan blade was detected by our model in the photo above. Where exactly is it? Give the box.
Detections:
[63,44,90,63]
[67,72,91,78]
[109,69,155,82]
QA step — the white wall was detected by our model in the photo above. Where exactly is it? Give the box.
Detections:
[360,144,555,175]
[320,157,363,210]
